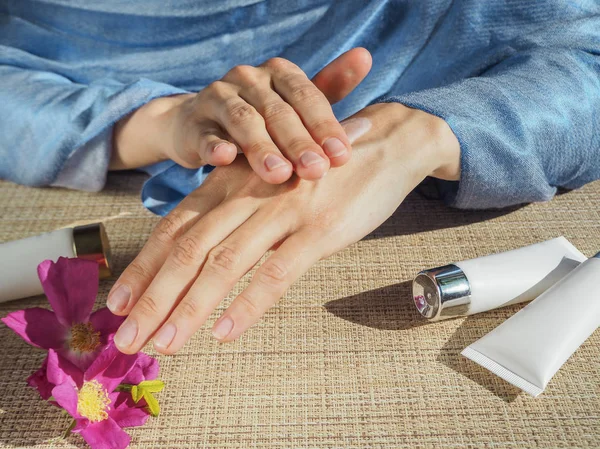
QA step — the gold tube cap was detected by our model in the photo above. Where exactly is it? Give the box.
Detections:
[73,223,112,279]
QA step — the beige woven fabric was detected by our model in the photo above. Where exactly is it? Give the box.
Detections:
[0,173,599,449]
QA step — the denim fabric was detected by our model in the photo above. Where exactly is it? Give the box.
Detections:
[1,0,599,213]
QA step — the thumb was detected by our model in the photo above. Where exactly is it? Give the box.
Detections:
[312,47,372,104]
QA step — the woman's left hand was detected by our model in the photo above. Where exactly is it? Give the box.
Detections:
[108,102,460,354]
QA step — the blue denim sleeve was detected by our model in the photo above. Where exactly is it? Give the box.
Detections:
[386,21,600,209]
[0,64,187,191]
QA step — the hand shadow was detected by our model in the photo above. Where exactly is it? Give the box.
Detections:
[364,178,524,240]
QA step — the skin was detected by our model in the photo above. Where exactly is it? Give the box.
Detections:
[108,101,461,354]
[111,48,373,183]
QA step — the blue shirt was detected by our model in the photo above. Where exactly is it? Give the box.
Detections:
[1,0,599,215]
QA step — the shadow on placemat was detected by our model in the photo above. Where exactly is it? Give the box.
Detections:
[364,189,525,240]
[324,281,428,330]
[325,283,522,402]
[438,316,522,403]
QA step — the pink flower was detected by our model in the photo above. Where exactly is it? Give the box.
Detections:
[121,352,159,385]
[2,258,124,376]
[48,344,150,449]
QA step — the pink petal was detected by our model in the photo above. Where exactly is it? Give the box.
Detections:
[79,417,131,449]
[109,392,150,428]
[89,308,125,345]
[1,308,66,349]
[52,381,80,418]
[47,348,84,387]
[85,343,138,393]
[60,347,101,373]
[26,356,55,400]
[38,258,99,327]
[122,352,159,385]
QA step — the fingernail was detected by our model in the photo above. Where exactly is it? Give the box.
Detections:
[323,138,347,158]
[300,151,326,168]
[264,154,287,171]
[114,319,138,349]
[213,142,236,155]
[107,284,131,313]
[153,323,177,350]
[212,316,234,341]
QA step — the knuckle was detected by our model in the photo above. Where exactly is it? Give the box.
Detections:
[227,65,258,84]
[262,101,294,123]
[171,235,206,268]
[245,139,274,156]
[176,299,200,319]
[135,294,161,318]
[257,259,289,288]
[236,291,261,317]
[284,137,317,155]
[225,100,259,127]
[154,213,185,245]
[309,117,341,137]
[125,260,153,283]
[289,81,321,103]
[205,80,229,99]
[264,57,290,72]
[205,245,241,273]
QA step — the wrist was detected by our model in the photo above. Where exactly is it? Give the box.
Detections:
[369,102,461,181]
[422,111,461,181]
[110,94,191,170]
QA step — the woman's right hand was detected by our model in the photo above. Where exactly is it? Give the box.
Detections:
[111,48,372,183]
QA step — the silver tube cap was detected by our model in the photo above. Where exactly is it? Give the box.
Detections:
[412,264,472,321]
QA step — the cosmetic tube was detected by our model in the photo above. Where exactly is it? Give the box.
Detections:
[0,223,111,303]
[412,237,586,320]
[462,251,600,397]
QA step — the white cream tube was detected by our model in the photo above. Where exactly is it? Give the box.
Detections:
[413,237,587,320]
[462,252,600,397]
[0,224,111,303]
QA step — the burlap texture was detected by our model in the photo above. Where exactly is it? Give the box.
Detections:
[0,173,598,448]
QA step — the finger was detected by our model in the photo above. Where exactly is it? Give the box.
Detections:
[107,184,226,317]
[178,119,238,168]
[204,80,294,184]
[239,86,330,180]
[113,197,260,354]
[265,58,352,167]
[151,206,296,354]
[212,228,323,342]
[312,47,372,104]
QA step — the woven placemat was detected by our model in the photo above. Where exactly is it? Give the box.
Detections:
[0,173,598,448]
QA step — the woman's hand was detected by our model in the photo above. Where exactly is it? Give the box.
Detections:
[108,102,460,354]
[111,48,372,183]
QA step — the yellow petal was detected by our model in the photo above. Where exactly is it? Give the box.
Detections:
[144,392,160,417]
[131,385,144,403]
[138,380,165,393]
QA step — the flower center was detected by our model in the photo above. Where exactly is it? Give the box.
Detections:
[77,380,111,422]
[69,322,101,353]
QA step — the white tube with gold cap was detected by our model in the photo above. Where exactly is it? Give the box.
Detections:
[0,223,111,303]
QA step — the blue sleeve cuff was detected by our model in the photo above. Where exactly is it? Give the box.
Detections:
[51,78,189,192]
[384,81,559,210]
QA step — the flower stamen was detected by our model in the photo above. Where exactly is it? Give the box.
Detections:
[70,322,101,353]
[77,380,110,422]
